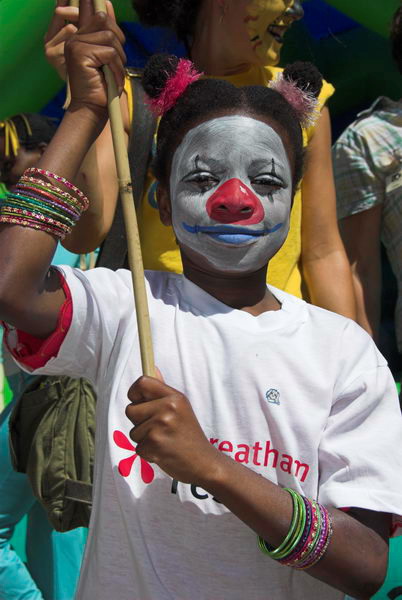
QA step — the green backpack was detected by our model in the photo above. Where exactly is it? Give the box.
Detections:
[9,375,96,532]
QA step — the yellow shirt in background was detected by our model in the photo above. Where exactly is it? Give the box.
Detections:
[137,66,334,297]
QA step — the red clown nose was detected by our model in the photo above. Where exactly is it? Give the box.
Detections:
[206,178,264,225]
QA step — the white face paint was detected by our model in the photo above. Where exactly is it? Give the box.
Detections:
[170,116,293,274]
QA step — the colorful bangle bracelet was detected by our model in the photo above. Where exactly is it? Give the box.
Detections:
[3,198,76,228]
[14,185,82,214]
[5,194,78,224]
[18,177,85,213]
[0,206,71,232]
[259,489,306,560]
[257,490,333,571]
[295,504,331,570]
[279,495,314,566]
[18,178,87,212]
[24,167,89,209]
[298,500,322,562]
[259,489,300,558]
[0,215,69,239]
[0,169,89,240]
[12,184,85,215]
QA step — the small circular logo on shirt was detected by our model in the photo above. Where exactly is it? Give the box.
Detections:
[266,389,280,405]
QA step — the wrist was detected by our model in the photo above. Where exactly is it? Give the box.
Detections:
[196,446,234,494]
[66,103,109,132]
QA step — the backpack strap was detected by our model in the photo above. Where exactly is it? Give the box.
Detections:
[96,69,157,270]
[65,479,93,505]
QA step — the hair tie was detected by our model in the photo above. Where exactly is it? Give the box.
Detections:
[269,73,320,129]
[145,59,203,117]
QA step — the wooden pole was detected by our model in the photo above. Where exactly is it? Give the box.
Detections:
[91,0,155,377]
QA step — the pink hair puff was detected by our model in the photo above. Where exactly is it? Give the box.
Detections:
[146,59,203,117]
[269,73,320,129]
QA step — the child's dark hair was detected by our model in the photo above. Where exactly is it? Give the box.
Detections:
[390,5,402,73]
[132,0,200,41]
[13,114,57,150]
[142,55,323,190]
[0,113,58,158]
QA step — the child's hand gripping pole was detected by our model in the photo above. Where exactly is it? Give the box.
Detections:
[91,0,155,377]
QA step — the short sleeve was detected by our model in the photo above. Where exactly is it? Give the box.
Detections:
[333,132,384,220]
[318,324,402,529]
[12,266,137,388]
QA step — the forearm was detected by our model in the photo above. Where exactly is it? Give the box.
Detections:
[338,211,382,340]
[0,107,106,335]
[302,248,357,319]
[300,107,356,320]
[350,267,381,341]
[38,105,107,182]
[200,453,388,599]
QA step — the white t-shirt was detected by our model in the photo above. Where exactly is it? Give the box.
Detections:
[15,267,402,600]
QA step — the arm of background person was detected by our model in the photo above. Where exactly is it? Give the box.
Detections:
[300,108,356,320]
[338,206,382,341]
[332,130,385,342]
[61,93,130,254]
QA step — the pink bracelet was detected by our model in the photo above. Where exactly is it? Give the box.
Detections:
[19,176,86,210]
[24,168,89,210]
[0,215,69,239]
[296,506,332,570]
[280,498,319,566]
[0,206,71,231]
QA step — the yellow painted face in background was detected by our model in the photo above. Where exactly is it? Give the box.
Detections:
[246,0,295,65]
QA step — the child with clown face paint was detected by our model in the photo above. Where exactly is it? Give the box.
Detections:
[1,8,401,600]
[45,0,356,324]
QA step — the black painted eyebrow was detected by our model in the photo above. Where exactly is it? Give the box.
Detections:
[191,155,225,171]
[248,158,283,172]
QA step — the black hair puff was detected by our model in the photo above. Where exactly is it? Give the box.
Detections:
[283,61,323,98]
[142,54,180,99]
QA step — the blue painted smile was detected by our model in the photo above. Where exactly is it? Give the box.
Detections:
[182,222,284,245]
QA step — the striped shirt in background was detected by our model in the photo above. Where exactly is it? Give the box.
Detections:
[333,97,402,354]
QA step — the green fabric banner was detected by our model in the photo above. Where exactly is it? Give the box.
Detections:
[325,0,401,38]
[0,0,137,119]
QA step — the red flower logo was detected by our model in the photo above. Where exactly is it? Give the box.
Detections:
[113,430,155,484]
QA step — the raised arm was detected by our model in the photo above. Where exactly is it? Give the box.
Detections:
[301,108,356,320]
[44,0,129,254]
[0,1,125,337]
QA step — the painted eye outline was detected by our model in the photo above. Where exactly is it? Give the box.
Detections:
[182,170,221,193]
[250,174,286,196]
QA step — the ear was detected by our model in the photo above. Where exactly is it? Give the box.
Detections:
[156,183,172,226]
